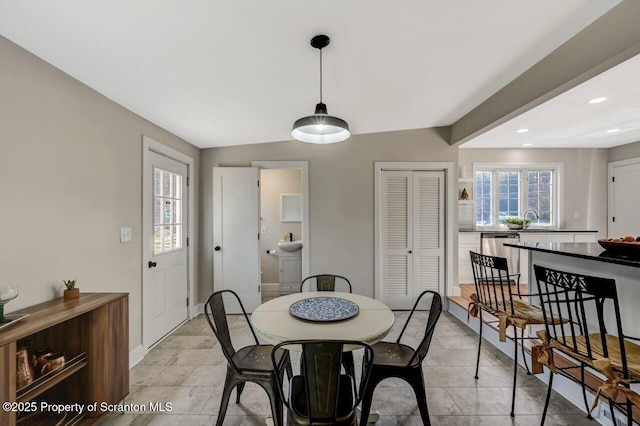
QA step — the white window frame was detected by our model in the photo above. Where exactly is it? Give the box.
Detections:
[473,162,564,229]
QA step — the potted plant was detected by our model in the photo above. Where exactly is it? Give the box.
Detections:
[502,216,531,230]
[63,279,79,300]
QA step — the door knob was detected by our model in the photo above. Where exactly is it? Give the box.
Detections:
[214,246,221,251]
[148,261,157,268]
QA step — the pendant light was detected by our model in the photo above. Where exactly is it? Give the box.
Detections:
[291,34,350,144]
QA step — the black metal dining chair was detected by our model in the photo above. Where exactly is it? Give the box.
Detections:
[300,274,352,293]
[271,340,373,426]
[204,290,292,426]
[359,290,442,426]
[533,265,640,426]
[300,273,355,379]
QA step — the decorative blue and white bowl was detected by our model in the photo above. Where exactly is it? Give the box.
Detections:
[289,297,359,322]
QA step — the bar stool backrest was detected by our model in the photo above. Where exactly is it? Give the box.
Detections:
[470,251,516,316]
[533,265,629,378]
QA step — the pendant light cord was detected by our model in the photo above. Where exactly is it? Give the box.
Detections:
[319,48,323,104]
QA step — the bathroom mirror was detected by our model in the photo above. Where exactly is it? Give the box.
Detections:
[281,194,302,222]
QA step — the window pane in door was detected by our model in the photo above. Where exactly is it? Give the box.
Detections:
[153,167,184,254]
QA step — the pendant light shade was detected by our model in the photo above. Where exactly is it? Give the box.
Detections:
[292,35,350,144]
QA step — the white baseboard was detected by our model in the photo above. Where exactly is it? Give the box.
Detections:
[261,283,280,291]
[191,303,205,317]
[129,344,147,369]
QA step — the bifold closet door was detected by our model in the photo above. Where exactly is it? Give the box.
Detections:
[380,170,444,309]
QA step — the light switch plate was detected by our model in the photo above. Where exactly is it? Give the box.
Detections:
[261,226,267,235]
[120,227,132,243]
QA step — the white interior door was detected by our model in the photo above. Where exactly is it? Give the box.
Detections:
[144,152,188,346]
[213,167,261,313]
[380,170,444,309]
[610,159,640,238]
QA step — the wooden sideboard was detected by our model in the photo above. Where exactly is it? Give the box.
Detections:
[0,293,129,425]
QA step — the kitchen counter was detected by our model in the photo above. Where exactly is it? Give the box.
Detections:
[459,229,598,233]
[505,242,640,269]
[505,242,640,351]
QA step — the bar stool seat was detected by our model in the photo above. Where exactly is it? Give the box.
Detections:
[535,333,640,380]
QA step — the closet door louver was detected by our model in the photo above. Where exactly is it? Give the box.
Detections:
[380,170,444,309]
[381,171,412,303]
[413,172,444,295]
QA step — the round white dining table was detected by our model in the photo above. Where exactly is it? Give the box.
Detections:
[251,292,395,349]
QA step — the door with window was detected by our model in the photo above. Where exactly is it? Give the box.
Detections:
[144,152,188,347]
[609,159,640,237]
[380,170,444,309]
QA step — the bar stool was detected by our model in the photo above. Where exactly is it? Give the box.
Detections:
[532,265,640,426]
[469,251,560,417]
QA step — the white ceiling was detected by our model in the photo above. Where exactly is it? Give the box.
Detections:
[462,52,640,149]
[0,0,620,148]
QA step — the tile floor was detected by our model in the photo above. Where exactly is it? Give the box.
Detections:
[102,310,596,425]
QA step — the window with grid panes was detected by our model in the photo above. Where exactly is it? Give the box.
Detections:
[475,166,557,227]
[153,167,183,254]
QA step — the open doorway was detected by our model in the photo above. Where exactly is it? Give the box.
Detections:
[253,161,309,302]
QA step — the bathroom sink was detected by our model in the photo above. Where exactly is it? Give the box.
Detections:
[278,241,303,252]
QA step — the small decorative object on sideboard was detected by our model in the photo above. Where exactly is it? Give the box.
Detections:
[0,285,28,329]
[63,279,79,300]
[16,339,34,388]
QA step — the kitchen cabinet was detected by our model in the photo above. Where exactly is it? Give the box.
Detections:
[0,293,128,425]
[279,251,302,294]
[458,233,480,284]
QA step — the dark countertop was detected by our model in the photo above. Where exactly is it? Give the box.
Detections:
[459,229,598,233]
[505,242,640,269]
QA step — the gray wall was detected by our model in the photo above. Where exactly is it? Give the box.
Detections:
[199,128,458,297]
[458,148,608,237]
[608,141,640,163]
[0,36,200,351]
[259,169,301,284]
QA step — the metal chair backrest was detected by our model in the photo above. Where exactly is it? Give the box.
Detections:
[470,251,517,316]
[300,274,352,293]
[204,290,259,373]
[533,265,629,378]
[396,290,442,366]
[271,340,373,424]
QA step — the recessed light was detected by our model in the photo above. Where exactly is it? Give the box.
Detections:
[607,128,621,133]
[522,143,533,147]
[516,128,529,133]
[588,97,607,104]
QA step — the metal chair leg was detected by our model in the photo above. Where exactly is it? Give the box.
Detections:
[474,310,483,379]
[520,328,531,375]
[541,371,554,426]
[218,369,242,426]
[235,382,245,404]
[343,351,356,379]
[580,365,593,419]
[407,368,431,426]
[510,324,518,417]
